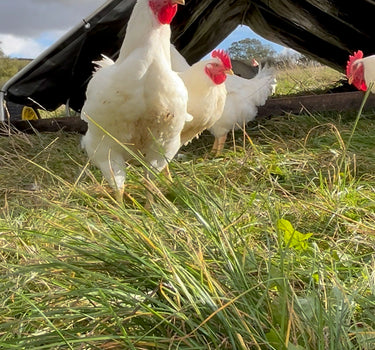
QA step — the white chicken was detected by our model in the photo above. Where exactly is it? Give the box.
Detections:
[80,0,190,200]
[171,47,233,145]
[208,65,275,154]
[346,50,375,92]
[171,46,275,154]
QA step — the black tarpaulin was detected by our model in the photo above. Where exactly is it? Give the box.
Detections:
[2,0,375,115]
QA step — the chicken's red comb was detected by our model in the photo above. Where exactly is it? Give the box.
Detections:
[346,50,363,76]
[211,49,232,69]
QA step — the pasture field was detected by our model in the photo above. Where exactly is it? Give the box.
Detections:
[1,64,375,349]
[275,64,343,95]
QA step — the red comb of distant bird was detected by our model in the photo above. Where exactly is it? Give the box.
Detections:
[251,58,259,67]
[211,49,232,69]
[346,50,363,76]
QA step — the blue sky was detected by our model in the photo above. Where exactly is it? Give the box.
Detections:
[216,25,285,53]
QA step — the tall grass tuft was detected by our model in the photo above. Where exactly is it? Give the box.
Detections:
[1,104,375,349]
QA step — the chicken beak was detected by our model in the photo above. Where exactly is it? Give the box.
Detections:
[226,69,234,75]
[348,75,353,85]
[172,0,185,5]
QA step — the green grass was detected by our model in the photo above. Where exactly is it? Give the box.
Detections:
[0,57,29,88]
[1,107,375,349]
[275,65,344,96]
[1,65,375,349]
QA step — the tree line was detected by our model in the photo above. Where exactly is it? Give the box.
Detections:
[227,38,318,67]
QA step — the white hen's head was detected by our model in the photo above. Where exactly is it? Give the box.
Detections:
[148,0,185,25]
[204,50,233,85]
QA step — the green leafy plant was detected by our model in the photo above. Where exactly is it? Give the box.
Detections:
[277,219,313,250]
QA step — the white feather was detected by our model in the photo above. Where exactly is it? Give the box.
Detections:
[92,54,114,72]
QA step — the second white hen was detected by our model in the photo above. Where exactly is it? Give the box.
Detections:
[171,46,275,154]
[171,46,233,145]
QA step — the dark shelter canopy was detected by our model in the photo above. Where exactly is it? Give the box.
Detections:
[2,0,374,116]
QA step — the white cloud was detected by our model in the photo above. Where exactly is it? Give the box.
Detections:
[0,0,106,58]
[0,0,106,37]
[0,34,46,58]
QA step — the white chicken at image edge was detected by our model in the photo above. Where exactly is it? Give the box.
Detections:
[80,0,191,201]
[346,50,375,92]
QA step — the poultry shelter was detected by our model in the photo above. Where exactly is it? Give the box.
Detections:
[2,0,375,125]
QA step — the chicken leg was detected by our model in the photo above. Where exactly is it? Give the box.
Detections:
[211,134,227,156]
